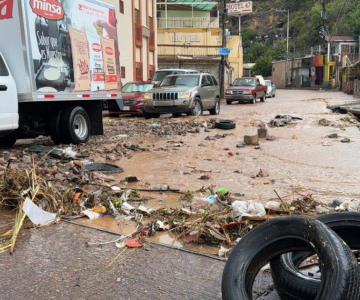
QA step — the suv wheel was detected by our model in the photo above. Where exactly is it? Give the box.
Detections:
[210,99,220,115]
[190,99,203,116]
[251,95,256,105]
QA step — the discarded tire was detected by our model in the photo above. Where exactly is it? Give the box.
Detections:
[221,216,360,300]
[271,212,360,300]
[215,120,236,130]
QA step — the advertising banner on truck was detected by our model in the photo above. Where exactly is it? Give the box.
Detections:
[25,0,119,92]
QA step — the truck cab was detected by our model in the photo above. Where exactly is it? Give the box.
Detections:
[0,0,122,148]
[0,52,18,146]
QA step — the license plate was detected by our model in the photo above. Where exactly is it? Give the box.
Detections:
[122,106,130,111]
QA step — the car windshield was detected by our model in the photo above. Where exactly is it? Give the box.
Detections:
[122,83,153,93]
[161,75,200,87]
[233,78,256,87]
[265,80,272,87]
[153,71,175,82]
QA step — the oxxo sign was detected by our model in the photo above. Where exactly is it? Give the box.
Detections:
[226,1,253,16]
[0,0,14,20]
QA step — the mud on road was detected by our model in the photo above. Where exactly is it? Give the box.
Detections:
[0,89,359,299]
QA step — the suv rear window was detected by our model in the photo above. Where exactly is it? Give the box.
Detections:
[0,56,9,76]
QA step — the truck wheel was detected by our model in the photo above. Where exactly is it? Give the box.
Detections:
[209,99,220,115]
[226,100,232,105]
[0,133,17,148]
[50,110,64,145]
[260,95,266,102]
[61,106,90,144]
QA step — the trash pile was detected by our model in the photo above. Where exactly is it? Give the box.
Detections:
[222,213,360,299]
[2,155,357,257]
[269,115,303,127]
[102,117,216,138]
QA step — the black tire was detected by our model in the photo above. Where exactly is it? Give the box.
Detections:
[61,106,90,144]
[222,216,360,300]
[143,112,160,119]
[190,98,203,116]
[209,99,220,115]
[271,213,360,300]
[215,119,236,130]
[260,94,266,102]
[226,100,232,105]
[0,132,17,148]
[50,109,64,145]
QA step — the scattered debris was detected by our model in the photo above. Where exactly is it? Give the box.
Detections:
[257,128,268,139]
[84,163,124,174]
[327,133,338,139]
[231,201,266,219]
[269,115,302,127]
[244,134,259,146]
[319,118,333,127]
[341,138,351,143]
[22,197,57,226]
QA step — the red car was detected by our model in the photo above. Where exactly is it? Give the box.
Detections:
[108,82,154,115]
[225,77,267,105]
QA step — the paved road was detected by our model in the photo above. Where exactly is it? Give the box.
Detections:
[1,89,357,299]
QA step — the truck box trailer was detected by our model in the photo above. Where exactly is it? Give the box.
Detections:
[0,0,122,146]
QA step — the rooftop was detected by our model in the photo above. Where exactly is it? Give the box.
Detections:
[325,35,356,43]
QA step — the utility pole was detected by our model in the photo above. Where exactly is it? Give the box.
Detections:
[285,9,289,87]
[220,0,227,99]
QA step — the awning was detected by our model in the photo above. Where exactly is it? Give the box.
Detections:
[157,1,218,11]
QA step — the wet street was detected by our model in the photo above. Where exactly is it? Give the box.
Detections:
[0,89,359,299]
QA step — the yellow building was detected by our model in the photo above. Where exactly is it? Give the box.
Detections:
[156,1,243,85]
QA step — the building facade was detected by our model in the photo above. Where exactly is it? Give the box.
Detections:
[156,1,243,86]
[105,0,157,84]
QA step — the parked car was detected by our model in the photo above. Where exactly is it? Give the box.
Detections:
[225,77,267,105]
[144,73,220,118]
[265,80,277,98]
[152,69,199,87]
[107,82,153,116]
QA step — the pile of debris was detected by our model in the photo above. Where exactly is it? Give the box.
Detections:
[3,158,356,257]
[103,117,216,138]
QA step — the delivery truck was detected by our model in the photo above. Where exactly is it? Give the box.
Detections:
[0,0,122,147]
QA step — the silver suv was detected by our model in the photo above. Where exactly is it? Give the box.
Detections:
[144,73,220,118]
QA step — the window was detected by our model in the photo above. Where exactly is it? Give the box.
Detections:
[135,9,140,26]
[119,1,124,14]
[0,55,9,76]
[121,66,126,79]
[206,76,214,86]
[161,75,200,87]
[212,76,218,86]
[201,75,212,87]
[149,16,153,31]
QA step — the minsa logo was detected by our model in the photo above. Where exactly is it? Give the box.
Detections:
[92,43,102,52]
[105,47,113,55]
[30,0,64,21]
[0,0,14,20]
